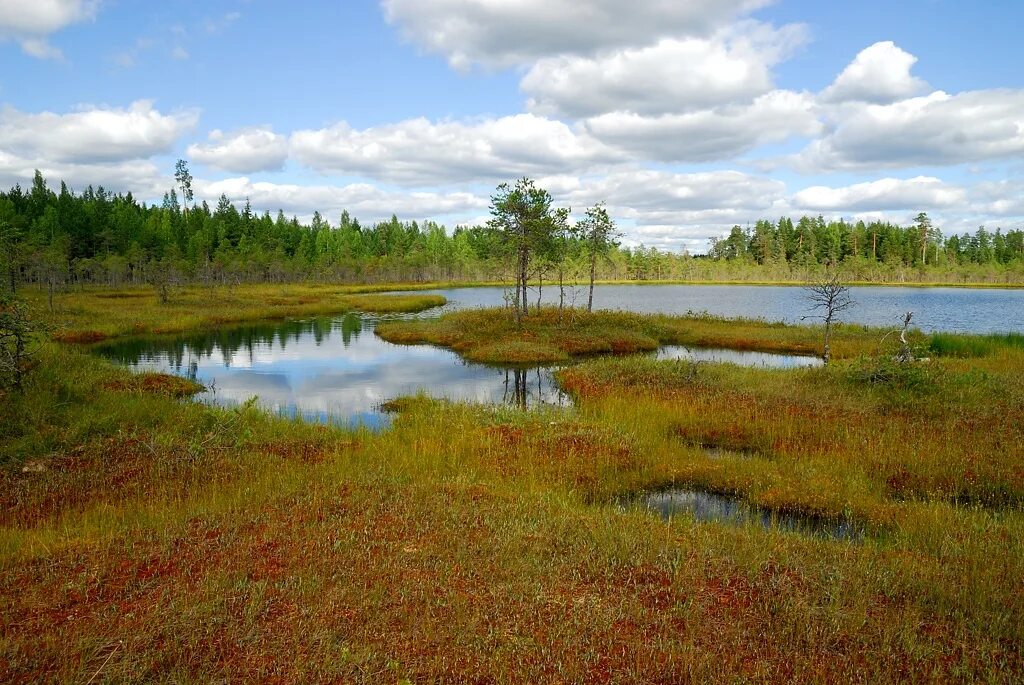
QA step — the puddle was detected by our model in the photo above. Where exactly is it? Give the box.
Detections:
[695,444,758,460]
[655,346,823,368]
[627,488,863,541]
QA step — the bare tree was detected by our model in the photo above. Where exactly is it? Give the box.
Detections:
[146,256,182,304]
[803,274,854,364]
[0,295,44,391]
[896,311,914,363]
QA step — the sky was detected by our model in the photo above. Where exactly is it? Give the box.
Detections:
[1,0,1023,252]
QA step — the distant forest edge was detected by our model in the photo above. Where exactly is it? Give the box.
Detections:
[1,170,1023,290]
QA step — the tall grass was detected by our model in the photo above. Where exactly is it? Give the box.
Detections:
[929,331,1024,357]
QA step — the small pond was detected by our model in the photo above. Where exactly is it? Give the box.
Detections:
[95,313,568,430]
[630,488,863,541]
[655,345,823,368]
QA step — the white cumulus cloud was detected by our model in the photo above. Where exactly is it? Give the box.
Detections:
[0,100,198,164]
[0,0,98,59]
[544,169,786,250]
[523,22,806,117]
[791,176,966,212]
[0,149,167,198]
[197,177,489,223]
[290,114,624,185]
[801,89,1024,169]
[382,0,774,68]
[584,90,820,162]
[188,128,289,173]
[821,41,929,104]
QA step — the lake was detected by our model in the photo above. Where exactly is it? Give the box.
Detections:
[424,284,1024,334]
[95,284,1020,427]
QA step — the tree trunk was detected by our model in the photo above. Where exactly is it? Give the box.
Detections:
[822,316,832,365]
[558,266,564,319]
[588,251,596,312]
[519,248,529,317]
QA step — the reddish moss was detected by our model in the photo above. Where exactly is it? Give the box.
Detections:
[103,372,204,398]
[52,330,109,344]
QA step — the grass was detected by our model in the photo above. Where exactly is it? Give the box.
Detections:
[928,331,1024,357]
[31,283,446,345]
[0,286,1022,682]
[376,305,909,363]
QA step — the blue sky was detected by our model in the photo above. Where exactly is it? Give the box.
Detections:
[2,0,1023,251]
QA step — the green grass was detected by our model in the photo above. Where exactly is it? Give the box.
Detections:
[929,331,1024,357]
[0,285,1022,682]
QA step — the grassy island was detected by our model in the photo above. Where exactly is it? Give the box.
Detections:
[376,305,905,363]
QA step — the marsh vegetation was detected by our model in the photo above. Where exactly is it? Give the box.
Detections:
[1,282,1022,682]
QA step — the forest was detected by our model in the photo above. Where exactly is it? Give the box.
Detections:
[1,169,1022,291]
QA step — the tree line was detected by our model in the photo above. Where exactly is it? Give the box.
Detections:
[1,168,1022,297]
[709,214,1024,270]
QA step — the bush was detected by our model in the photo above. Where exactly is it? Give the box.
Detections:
[847,356,933,392]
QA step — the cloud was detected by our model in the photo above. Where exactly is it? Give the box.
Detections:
[791,176,966,212]
[0,149,167,198]
[966,179,1024,218]
[801,89,1024,169]
[204,11,241,35]
[523,22,806,117]
[110,37,155,69]
[291,114,624,185]
[0,100,198,164]
[188,128,288,173]
[546,169,786,250]
[584,89,820,162]
[821,41,928,105]
[561,169,783,215]
[197,177,489,223]
[382,0,773,68]
[0,0,98,59]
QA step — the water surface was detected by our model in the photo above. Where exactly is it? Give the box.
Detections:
[655,345,822,368]
[97,282,1018,427]
[95,311,829,428]
[427,284,1023,334]
[96,314,568,429]
[633,488,863,541]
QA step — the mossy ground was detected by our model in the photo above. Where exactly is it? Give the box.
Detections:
[1,286,1022,682]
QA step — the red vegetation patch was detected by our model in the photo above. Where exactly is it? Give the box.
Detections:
[102,372,204,397]
[259,437,358,464]
[52,329,109,344]
[487,424,524,446]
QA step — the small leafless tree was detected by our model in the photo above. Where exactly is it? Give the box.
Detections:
[877,311,916,362]
[803,274,854,365]
[0,295,43,391]
[896,311,914,363]
[146,257,182,304]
